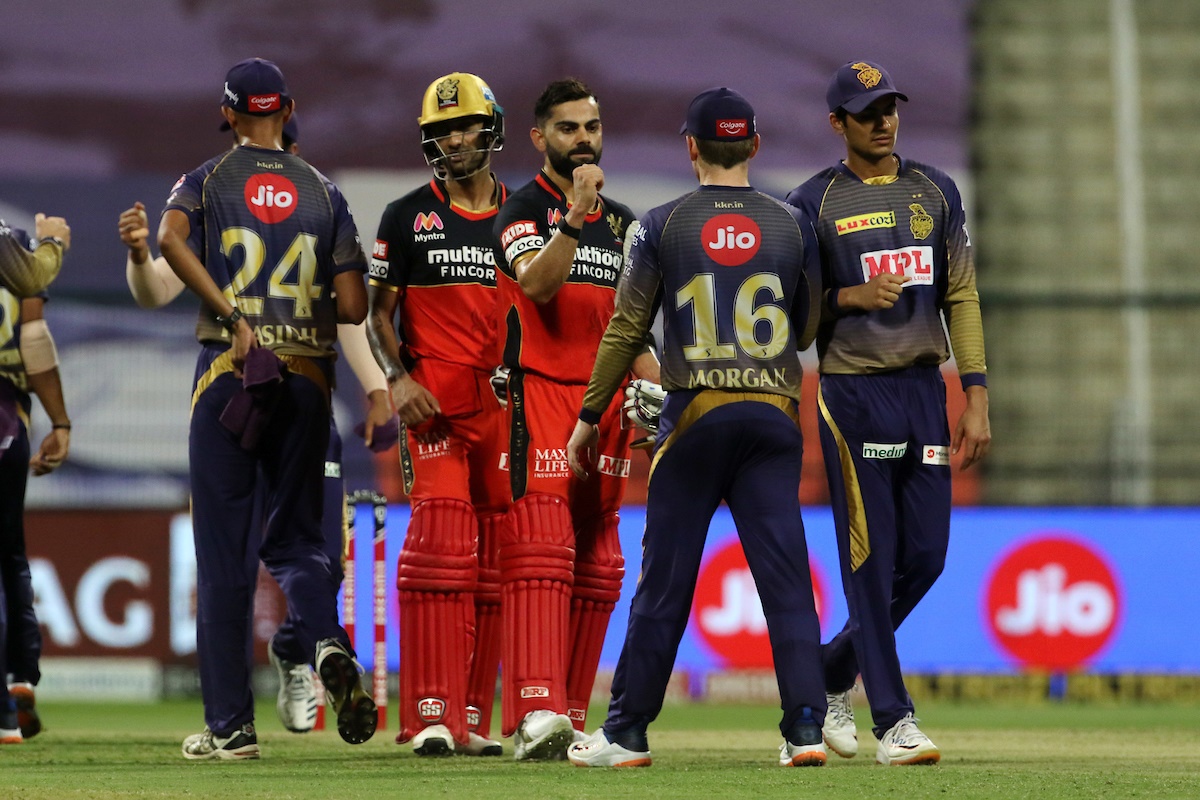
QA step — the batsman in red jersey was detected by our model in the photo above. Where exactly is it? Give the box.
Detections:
[366,73,510,757]
[492,78,659,760]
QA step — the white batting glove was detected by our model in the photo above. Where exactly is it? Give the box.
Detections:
[623,379,665,433]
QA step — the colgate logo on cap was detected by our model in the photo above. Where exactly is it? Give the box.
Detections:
[716,119,748,138]
[249,93,281,112]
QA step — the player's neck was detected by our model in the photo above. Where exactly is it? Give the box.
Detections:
[542,167,581,207]
[697,164,751,188]
[444,171,497,212]
[843,152,899,181]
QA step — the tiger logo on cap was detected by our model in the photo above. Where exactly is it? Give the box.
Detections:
[851,62,882,89]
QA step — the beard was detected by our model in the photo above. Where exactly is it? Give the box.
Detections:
[443,147,489,180]
[546,142,602,181]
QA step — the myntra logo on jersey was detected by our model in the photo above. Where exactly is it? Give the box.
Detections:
[692,539,830,668]
[244,173,298,224]
[835,211,895,235]
[414,212,444,232]
[985,536,1121,671]
[860,246,934,286]
[701,214,761,267]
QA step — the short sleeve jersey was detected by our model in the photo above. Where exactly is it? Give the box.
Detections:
[786,157,984,379]
[164,145,367,358]
[493,171,635,385]
[369,178,508,370]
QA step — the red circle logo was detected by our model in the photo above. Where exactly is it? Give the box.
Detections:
[244,173,298,224]
[692,538,829,668]
[701,214,761,267]
[984,535,1121,670]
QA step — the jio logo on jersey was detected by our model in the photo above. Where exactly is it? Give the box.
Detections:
[701,213,761,267]
[985,536,1121,670]
[692,538,829,668]
[244,173,298,224]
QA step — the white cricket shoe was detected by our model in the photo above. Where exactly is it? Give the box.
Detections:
[459,731,503,757]
[268,639,317,733]
[181,723,260,760]
[875,713,940,765]
[567,729,652,768]
[412,724,454,756]
[778,718,826,767]
[513,710,574,761]
[823,690,858,758]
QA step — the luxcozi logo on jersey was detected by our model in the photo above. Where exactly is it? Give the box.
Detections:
[244,173,298,224]
[701,213,761,267]
[418,697,446,723]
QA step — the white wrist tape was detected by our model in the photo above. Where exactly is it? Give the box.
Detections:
[20,318,59,375]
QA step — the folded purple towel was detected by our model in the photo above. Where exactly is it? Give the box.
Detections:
[220,349,287,450]
[354,416,400,452]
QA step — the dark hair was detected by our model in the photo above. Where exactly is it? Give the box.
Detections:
[695,138,756,169]
[534,78,597,127]
[833,107,849,122]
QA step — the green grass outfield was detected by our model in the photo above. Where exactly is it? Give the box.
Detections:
[4,700,1199,799]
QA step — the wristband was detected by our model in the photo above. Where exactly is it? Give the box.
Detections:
[217,308,244,332]
[556,220,582,239]
[38,236,65,249]
[52,422,71,431]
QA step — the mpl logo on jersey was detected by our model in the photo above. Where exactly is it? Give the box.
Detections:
[984,535,1121,670]
[691,538,829,668]
[244,173,298,224]
[859,246,934,286]
[701,214,761,267]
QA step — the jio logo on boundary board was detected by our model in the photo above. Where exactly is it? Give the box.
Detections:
[244,173,298,224]
[692,538,829,668]
[701,214,761,267]
[984,535,1121,670]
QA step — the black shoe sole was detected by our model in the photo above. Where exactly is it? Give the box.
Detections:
[317,649,377,745]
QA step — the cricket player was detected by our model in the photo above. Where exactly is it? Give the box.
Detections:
[158,57,376,759]
[492,77,658,760]
[786,60,991,765]
[366,72,509,757]
[0,287,71,744]
[0,215,70,297]
[565,87,827,768]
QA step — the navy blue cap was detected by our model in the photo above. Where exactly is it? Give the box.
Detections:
[679,87,756,141]
[221,58,291,116]
[826,61,908,113]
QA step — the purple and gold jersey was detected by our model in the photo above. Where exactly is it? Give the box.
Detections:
[0,221,61,298]
[493,171,635,385]
[164,146,367,358]
[369,178,508,371]
[0,287,33,402]
[786,157,986,386]
[581,185,822,420]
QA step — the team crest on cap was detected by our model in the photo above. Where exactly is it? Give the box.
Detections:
[851,62,882,89]
[435,77,460,109]
[908,203,934,240]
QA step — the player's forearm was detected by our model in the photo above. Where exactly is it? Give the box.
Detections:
[580,316,647,423]
[158,214,235,317]
[365,300,409,383]
[338,321,388,395]
[26,368,70,428]
[632,349,660,384]
[127,252,186,309]
[0,237,63,297]
[516,235,577,304]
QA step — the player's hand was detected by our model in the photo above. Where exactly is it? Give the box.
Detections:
[34,213,71,251]
[361,388,392,449]
[119,202,152,262]
[567,418,600,481]
[622,379,665,434]
[229,317,257,376]
[569,164,604,223]
[31,427,70,476]
[952,385,991,471]
[844,272,910,311]
[489,365,510,409]
[389,374,441,428]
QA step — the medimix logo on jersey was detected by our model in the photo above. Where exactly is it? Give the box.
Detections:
[701,213,761,267]
[985,536,1121,671]
[244,173,298,224]
[862,442,907,459]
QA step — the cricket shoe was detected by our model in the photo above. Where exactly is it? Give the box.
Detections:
[459,732,503,756]
[315,638,377,745]
[513,710,574,761]
[778,718,826,767]
[412,724,454,756]
[875,713,940,766]
[268,639,317,733]
[0,705,21,745]
[823,689,857,758]
[567,729,652,768]
[181,723,260,760]
[9,682,40,739]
